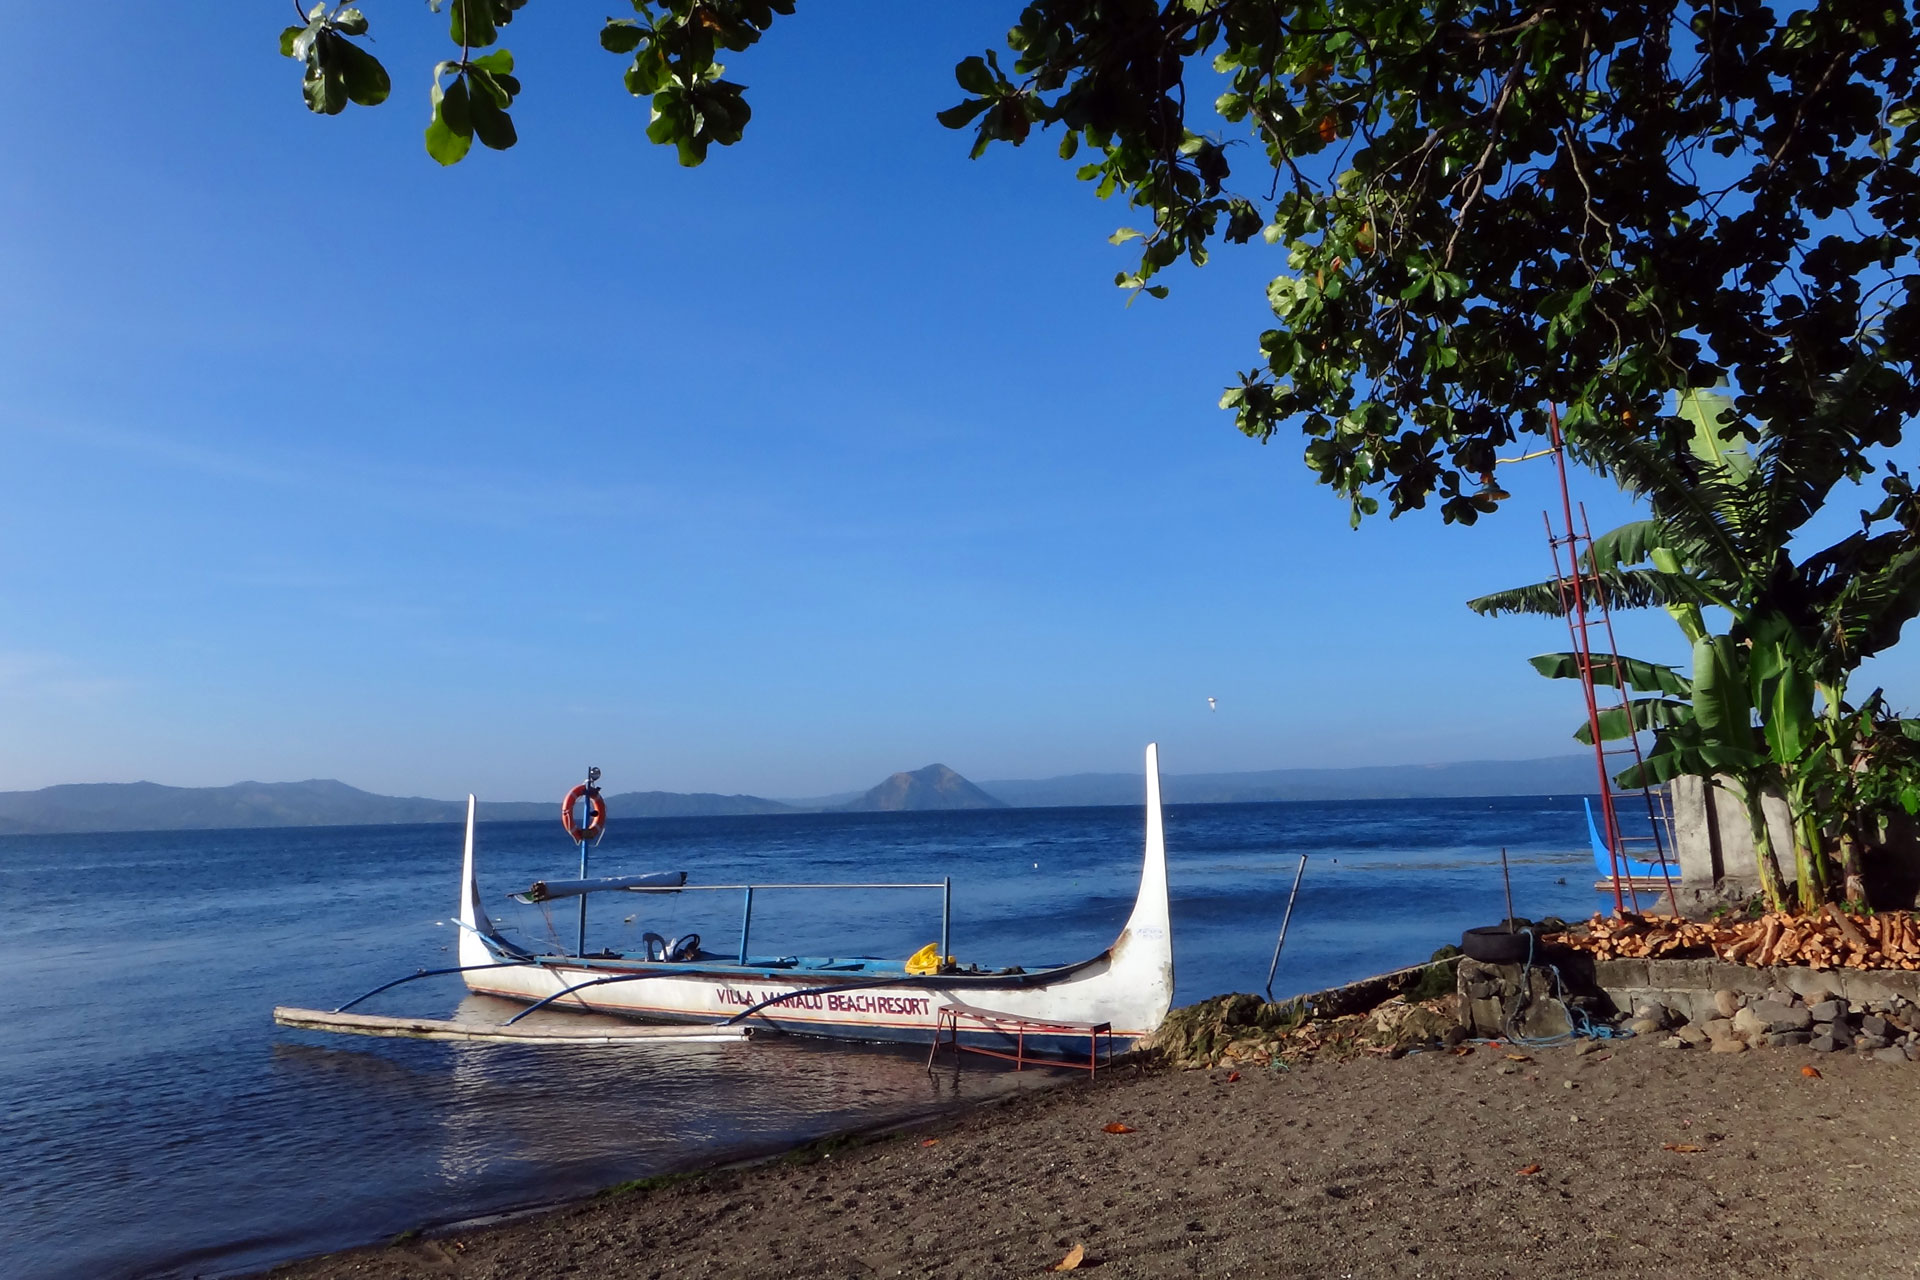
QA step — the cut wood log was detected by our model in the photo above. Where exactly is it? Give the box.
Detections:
[1826,904,1871,955]
[1765,927,1803,968]
[1728,918,1780,963]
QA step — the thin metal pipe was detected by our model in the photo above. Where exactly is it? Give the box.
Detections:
[737,886,755,964]
[1499,847,1516,931]
[614,881,949,892]
[577,834,589,957]
[940,876,951,963]
[1263,854,1309,999]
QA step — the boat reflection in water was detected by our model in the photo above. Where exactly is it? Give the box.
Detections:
[430,992,1047,1194]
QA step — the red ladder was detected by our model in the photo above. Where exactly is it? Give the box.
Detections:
[1543,411,1680,916]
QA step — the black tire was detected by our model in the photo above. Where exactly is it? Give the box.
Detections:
[1461,925,1534,964]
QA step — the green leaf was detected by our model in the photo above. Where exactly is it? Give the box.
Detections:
[426,75,474,166]
[450,0,497,49]
[600,20,646,55]
[1527,652,1691,696]
[936,99,991,130]
[467,65,511,109]
[302,34,349,116]
[1689,635,1752,746]
[468,80,517,150]
[955,56,996,95]
[334,40,391,108]
[470,49,514,75]
[279,26,305,58]
[1575,697,1695,744]
[624,48,670,97]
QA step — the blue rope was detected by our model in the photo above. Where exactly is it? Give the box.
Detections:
[1501,929,1627,1046]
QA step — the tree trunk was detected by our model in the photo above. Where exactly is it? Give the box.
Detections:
[1839,831,1867,907]
[1794,807,1828,913]
[1739,777,1790,912]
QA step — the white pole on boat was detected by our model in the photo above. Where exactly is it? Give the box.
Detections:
[1263,854,1309,1000]
[940,876,951,962]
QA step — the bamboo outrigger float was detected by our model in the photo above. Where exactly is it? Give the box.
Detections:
[276,744,1176,1059]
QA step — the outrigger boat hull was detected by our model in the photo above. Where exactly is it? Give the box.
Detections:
[453,746,1177,1057]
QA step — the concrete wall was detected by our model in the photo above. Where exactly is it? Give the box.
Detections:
[1670,773,1794,891]
[1670,775,1920,908]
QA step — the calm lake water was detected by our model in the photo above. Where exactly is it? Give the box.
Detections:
[0,797,1607,1279]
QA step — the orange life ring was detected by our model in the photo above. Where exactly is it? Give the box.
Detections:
[562,784,606,842]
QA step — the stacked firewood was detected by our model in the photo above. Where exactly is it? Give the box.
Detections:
[1546,906,1920,970]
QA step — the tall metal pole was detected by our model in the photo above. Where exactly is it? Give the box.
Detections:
[1264,854,1309,999]
[1499,847,1516,932]
[940,876,951,964]
[574,767,598,957]
[577,828,589,956]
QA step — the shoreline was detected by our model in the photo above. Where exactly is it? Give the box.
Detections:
[251,1081,1081,1274]
[254,1034,1920,1279]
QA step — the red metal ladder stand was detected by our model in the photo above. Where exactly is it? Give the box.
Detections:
[1542,410,1680,917]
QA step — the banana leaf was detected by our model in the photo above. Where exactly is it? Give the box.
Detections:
[1574,697,1694,745]
[1528,651,1691,696]
[1688,634,1752,745]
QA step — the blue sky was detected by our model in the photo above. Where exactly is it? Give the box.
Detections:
[1,6,1910,800]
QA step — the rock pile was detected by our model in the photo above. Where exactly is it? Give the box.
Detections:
[1681,987,1920,1060]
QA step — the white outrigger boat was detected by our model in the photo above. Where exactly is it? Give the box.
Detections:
[276,745,1175,1062]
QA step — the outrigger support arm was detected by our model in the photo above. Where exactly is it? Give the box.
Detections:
[502,970,679,1025]
[332,963,534,1014]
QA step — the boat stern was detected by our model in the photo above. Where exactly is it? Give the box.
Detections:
[1106,742,1175,1034]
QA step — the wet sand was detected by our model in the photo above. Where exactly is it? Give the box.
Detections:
[259,1033,1920,1279]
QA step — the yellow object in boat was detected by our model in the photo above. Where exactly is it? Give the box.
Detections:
[905,943,954,975]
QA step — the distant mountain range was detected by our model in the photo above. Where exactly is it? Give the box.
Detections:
[979,755,1602,807]
[0,780,791,836]
[0,755,1602,836]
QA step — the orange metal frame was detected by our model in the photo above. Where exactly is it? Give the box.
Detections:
[926,1005,1113,1077]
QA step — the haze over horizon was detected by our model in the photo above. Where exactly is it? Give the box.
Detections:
[2,748,1600,808]
[4,7,1913,800]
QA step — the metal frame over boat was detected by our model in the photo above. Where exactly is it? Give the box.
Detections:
[438,744,1175,1057]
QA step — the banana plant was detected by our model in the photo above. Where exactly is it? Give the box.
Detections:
[1471,387,1920,911]
[1519,636,1791,910]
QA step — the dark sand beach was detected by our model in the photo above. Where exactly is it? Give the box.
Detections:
[261,1033,1920,1279]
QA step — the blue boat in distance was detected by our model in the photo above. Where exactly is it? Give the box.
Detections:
[1585,796,1680,880]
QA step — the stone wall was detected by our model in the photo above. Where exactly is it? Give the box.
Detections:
[1460,948,1920,1055]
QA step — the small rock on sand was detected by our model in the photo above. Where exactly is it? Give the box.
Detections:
[1711,1037,1749,1054]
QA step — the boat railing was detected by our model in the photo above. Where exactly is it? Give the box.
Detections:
[610,879,954,965]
